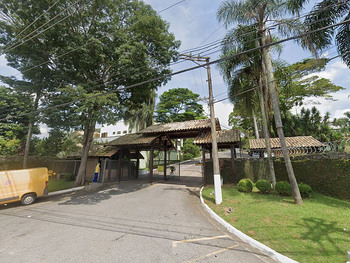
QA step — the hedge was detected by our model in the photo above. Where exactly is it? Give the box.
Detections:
[205,157,350,200]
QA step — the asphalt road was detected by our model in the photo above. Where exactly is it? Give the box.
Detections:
[0,161,276,263]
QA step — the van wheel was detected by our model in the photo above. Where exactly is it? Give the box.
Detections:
[21,194,36,205]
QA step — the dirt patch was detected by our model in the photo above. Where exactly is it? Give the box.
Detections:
[247,230,255,236]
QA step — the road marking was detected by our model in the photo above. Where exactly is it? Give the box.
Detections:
[182,244,240,263]
[172,235,229,247]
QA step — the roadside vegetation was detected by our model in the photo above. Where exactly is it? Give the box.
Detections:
[48,180,74,192]
[202,185,350,263]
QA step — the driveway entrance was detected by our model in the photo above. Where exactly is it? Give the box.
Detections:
[0,161,276,263]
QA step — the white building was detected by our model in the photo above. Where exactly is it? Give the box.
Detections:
[96,121,134,143]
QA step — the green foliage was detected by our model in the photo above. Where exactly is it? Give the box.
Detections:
[282,106,343,142]
[304,1,350,66]
[205,157,350,200]
[276,58,344,111]
[155,88,204,123]
[64,173,75,182]
[256,179,272,193]
[0,132,21,155]
[298,183,313,198]
[237,179,253,192]
[202,186,350,263]
[181,138,201,161]
[274,181,292,196]
[0,0,180,176]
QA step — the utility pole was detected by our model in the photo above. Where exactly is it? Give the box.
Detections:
[180,54,222,204]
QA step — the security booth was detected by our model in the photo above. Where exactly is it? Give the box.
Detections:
[100,133,175,183]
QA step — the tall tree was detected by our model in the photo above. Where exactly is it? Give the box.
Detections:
[303,1,350,65]
[0,0,66,167]
[155,88,204,123]
[0,0,180,185]
[218,24,277,186]
[217,0,310,204]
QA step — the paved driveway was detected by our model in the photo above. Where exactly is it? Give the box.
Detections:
[0,161,276,263]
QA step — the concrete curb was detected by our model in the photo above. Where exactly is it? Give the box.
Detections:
[199,186,298,263]
[48,186,85,196]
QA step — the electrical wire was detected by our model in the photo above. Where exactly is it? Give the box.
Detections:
[1,18,349,122]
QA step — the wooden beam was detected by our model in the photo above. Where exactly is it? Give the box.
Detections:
[163,147,167,181]
[202,146,206,185]
[149,146,154,183]
[136,150,140,179]
[231,145,237,184]
[118,149,122,182]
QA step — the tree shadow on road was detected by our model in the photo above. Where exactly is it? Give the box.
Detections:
[58,182,147,206]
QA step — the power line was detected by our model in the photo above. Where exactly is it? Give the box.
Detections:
[212,50,350,105]
[4,0,341,86]
[2,0,82,54]
[1,0,61,51]
[1,18,349,122]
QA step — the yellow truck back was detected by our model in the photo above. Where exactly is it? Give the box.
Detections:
[0,167,49,205]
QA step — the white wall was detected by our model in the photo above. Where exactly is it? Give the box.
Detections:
[100,121,131,138]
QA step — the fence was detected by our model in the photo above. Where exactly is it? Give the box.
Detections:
[246,139,350,158]
[99,159,137,182]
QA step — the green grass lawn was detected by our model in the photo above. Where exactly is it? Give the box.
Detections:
[48,180,74,192]
[202,186,350,263]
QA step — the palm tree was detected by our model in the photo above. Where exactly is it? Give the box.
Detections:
[124,89,156,132]
[219,24,277,187]
[217,0,306,204]
[304,1,350,65]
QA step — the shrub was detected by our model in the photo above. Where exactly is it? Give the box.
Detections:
[256,179,272,193]
[298,183,313,198]
[64,173,75,182]
[237,179,253,192]
[275,181,292,196]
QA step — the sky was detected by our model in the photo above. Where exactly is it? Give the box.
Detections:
[1,0,350,136]
[142,0,350,126]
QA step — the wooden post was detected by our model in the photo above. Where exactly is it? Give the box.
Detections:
[118,149,122,182]
[163,147,167,181]
[136,150,140,179]
[100,159,107,183]
[107,159,112,182]
[202,146,206,185]
[149,146,154,183]
[230,145,237,184]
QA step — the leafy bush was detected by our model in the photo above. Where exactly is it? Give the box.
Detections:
[298,183,313,198]
[237,179,253,192]
[256,179,272,193]
[275,181,292,196]
[64,173,75,182]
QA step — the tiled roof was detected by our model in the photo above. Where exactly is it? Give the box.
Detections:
[108,133,160,146]
[193,130,240,145]
[249,136,324,150]
[138,118,220,134]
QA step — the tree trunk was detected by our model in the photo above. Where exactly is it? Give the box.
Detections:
[258,76,276,187]
[261,31,302,204]
[23,93,40,169]
[252,110,260,139]
[74,119,96,187]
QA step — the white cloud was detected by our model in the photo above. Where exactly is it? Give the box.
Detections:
[204,101,233,129]
[309,60,350,82]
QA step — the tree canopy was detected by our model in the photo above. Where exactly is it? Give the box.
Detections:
[0,0,180,185]
[155,88,204,123]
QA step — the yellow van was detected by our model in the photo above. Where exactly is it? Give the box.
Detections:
[0,167,49,205]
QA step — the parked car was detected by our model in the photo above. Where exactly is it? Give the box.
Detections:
[0,167,49,205]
